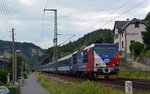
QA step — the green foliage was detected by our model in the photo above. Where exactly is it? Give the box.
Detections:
[36,73,124,94]
[8,54,24,79]
[0,81,4,86]
[31,68,35,72]
[145,12,150,22]
[41,29,113,65]
[142,20,150,45]
[129,41,144,56]
[119,69,150,79]
[145,45,150,52]
[8,85,21,94]
[23,72,28,79]
[0,40,44,71]
[0,70,8,84]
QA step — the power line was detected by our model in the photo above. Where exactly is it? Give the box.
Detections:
[3,0,14,27]
[58,34,76,46]
[0,0,12,30]
[101,0,146,28]
[112,0,132,13]
[0,0,13,34]
[74,0,134,39]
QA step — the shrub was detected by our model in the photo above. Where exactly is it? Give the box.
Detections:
[23,72,28,79]
[145,45,150,51]
[8,85,20,94]
[0,70,8,84]
[129,42,144,56]
[0,81,4,86]
[31,68,35,72]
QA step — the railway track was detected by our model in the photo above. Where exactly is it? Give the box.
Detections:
[97,77,150,90]
[45,73,150,91]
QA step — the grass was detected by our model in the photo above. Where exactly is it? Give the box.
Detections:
[118,68,150,79]
[34,72,124,94]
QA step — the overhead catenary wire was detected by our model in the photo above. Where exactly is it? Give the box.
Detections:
[3,0,14,27]
[0,0,12,30]
[101,0,146,28]
[58,34,76,46]
[0,0,13,34]
[74,0,134,39]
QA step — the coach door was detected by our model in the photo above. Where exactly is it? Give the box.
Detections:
[89,48,94,71]
[83,50,89,71]
[72,53,77,71]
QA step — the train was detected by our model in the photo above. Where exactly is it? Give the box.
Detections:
[38,44,120,79]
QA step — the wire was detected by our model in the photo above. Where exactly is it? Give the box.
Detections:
[0,0,12,30]
[112,0,132,13]
[58,34,76,46]
[3,0,14,27]
[101,0,146,28]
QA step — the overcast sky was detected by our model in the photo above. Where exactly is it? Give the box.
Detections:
[0,0,149,49]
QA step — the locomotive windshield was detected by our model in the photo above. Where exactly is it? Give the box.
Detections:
[107,47,117,54]
[95,47,106,54]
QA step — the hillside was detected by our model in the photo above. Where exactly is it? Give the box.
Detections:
[40,29,113,65]
[0,40,44,69]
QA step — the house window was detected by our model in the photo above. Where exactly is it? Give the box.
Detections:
[115,34,118,39]
[122,41,124,48]
[115,42,119,47]
[130,40,135,44]
[135,21,139,28]
[141,31,145,36]
[122,32,123,37]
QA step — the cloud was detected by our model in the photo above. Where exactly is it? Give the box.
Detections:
[0,0,149,49]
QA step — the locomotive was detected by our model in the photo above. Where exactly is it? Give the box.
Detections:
[38,44,119,79]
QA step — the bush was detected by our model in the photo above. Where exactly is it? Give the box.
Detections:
[8,85,20,94]
[0,81,4,86]
[23,72,28,79]
[145,45,150,51]
[0,70,8,84]
[129,42,144,56]
[31,68,35,72]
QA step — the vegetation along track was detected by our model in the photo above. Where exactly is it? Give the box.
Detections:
[44,73,150,90]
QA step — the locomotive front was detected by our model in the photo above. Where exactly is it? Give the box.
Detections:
[93,44,119,79]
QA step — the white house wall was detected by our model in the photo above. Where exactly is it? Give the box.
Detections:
[126,24,146,53]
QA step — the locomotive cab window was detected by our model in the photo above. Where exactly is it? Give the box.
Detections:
[83,50,88,63]
[95,47,105,54]
[73,54,76,64]
[107,47,117,54]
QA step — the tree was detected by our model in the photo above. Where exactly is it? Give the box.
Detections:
[8,54,24,79]
[129,42,144,57]
[142,20,150,45]
[145,12,150,21]
[142,12,150,45]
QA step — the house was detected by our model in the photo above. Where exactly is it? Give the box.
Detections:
[0,59,8,70]
[114,18,148,54]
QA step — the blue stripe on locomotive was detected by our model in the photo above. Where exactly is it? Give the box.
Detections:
[94,45,118,64]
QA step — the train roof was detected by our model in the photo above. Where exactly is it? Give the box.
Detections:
[58,54,72,61]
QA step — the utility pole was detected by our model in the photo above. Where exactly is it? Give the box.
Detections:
[44,9,58,74]
[11,28,15,84]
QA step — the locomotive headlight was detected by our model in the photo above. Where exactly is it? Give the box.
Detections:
[113,63,115,66]
[96,64,101,67]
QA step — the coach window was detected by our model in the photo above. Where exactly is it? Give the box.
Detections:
[73,54,76,64]
[83,50,88,63]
